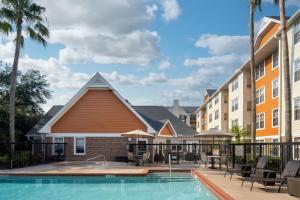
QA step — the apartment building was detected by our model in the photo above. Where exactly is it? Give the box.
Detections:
[286,10,300,142]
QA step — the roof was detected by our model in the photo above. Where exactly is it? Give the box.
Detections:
[133,106,197,137]
[38,73,156,134]
[182,106,198,113]
[205,89,217,97]
[27,105,63,136]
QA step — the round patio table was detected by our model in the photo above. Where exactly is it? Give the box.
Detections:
[207,155,221,169]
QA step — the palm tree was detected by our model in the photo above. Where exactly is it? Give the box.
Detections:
[249,0,261,145]
[0,0,49,143]
[274,0,292,143]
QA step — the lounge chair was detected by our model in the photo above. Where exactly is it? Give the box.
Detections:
[225,156,268,180]
[141,152,150,165]
[218,154,229,170]
[127,152,134,163]
[244,160,300,192]
[199,152,211,168]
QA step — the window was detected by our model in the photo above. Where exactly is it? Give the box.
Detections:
[272,79,279,98]
[53,137,64,155]
[272,108,279,127]
[215,96,219,104]
[256,113,265,129]
[215,110,219,120]
[208,101,212,109]
[232,119,239,128]
[272,50,279,69]
[294,21,300,45]
[255,62,265,80]
[231,97,238,112]
[295,59,300,82]
[74,138,85,155]
[138,139,147,155]
[231,77,238,91]
[256,87,265,105]
[295,97,300,121]
[179,115,187,123]
[209,114,212,123]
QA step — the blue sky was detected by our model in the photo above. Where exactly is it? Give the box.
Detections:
[0,0,300,111]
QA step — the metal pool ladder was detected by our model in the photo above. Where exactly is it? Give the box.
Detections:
[85,155,106,165]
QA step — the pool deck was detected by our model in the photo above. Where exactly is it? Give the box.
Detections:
[0,162,298,200]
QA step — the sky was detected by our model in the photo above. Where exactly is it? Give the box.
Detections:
[0,0,300,111]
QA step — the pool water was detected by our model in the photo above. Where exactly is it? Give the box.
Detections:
[0,173,217,200]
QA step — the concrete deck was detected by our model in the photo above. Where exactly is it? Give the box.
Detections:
[196,167,298,200]
[0,162,298,200]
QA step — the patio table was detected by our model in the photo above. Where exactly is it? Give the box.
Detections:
[207,155,221,169]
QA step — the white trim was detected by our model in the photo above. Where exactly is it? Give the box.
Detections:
[255,60,265,81]
[256,112,265,130]
[272,108,279,128]
[52,137,64,155]
[158,120,178,137]
[256,86,265,105]
[46,133,123,138]
[272,78,279,99]
[74,137,86,155]
[39,73,156,134]
[256,135,279,139]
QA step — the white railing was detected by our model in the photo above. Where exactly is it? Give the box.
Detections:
[85,155,106,165]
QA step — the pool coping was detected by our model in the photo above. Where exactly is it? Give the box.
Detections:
[192,169,235,200]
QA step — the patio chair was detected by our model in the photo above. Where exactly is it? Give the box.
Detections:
[141,152,151,165]
[244,160,300,192]
[218,154,229,170]
[199,152,211,168]
[224,156,268,180]
[127,152,134,163]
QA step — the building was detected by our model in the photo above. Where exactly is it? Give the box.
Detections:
[28,73,197,161]
[167,99,198,130]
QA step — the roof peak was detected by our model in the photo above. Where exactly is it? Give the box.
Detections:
[87,73,112,89]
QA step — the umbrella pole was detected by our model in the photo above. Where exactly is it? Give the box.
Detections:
[136,135,139,166]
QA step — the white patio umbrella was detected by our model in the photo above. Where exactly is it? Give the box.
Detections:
[121,130,154,165]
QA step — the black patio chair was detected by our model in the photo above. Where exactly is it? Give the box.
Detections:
[243,160,300,192]
[224,156,268,180]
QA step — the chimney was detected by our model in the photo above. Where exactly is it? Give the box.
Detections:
[173,99,179,107]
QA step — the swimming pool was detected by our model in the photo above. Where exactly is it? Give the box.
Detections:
[0,173,217,200]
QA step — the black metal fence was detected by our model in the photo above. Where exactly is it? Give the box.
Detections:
[134,142,300,173]
[0,142,67,169]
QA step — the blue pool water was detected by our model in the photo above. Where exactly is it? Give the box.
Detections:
[0,173,217,200]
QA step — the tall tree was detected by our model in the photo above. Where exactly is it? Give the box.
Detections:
[0,0,49,143]
[274,0,292,143]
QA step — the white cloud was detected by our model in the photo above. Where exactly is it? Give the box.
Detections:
[160,0,181,22]
[34,0,160,66]
[195,34,249,56]
[158,59,171,70]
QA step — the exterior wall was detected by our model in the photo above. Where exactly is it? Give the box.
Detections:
[160,123,175,136]
[258,24,280,48]
[51,89,147,133]
[207,90,228,131]
[228,71,252,136]
[256,54,279,138]
[287,17,300,140]
[196,107,207,133]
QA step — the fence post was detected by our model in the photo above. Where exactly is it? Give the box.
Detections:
[232,144,235,168]
[243,144,247,164]
[9,143,13,169]
[45,143,48,164]
[259,144,262,157]
[29,143,32,165]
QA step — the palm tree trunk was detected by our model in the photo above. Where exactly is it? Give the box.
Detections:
[9,22,22,144]
[250,0,256,161]
[279,0,292,143]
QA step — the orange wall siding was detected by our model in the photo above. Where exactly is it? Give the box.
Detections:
[51,89,147,133]
[256,55,279,137]
[160,123,174,136]
[258,24,279,48]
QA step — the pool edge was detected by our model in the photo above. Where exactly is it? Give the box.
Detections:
[191,169,235,200]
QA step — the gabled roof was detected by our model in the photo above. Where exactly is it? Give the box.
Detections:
[133,106,196,137]
[182,106,198,113]
[38,73,156,134]
[205,89,217,97]
[158,120,177,137]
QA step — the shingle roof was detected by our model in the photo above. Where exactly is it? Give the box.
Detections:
[133,106,196,136]
[205,89,217,97]
[182,106,198,113]
[27,105,63,136]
